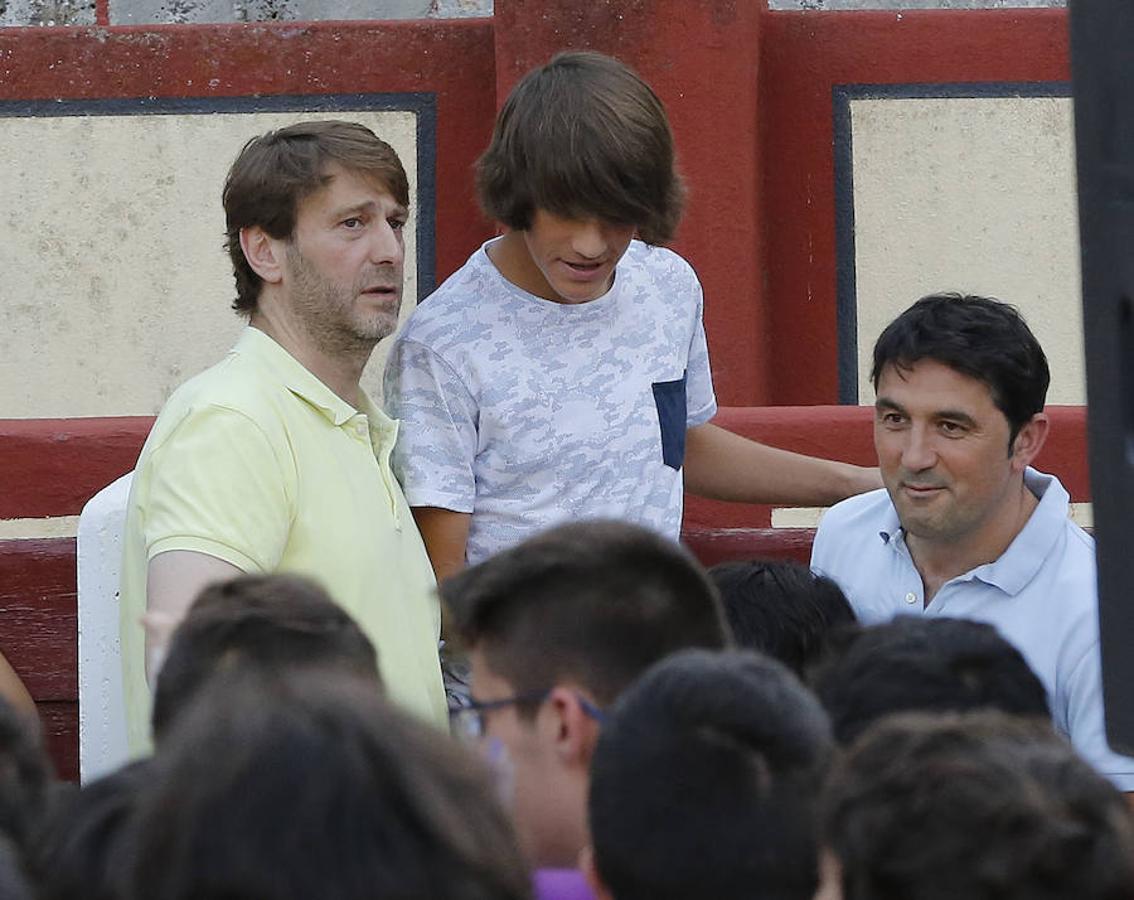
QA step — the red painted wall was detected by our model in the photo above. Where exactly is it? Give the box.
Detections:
[760,9,1070,404]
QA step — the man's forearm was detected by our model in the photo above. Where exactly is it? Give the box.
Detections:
[684,422,881,507]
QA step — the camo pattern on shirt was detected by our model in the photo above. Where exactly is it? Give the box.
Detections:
[384,239,717,565]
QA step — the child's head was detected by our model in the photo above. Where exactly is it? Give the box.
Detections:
[476,51,685,245]
[151,574,381,744]
[709,559,857,678]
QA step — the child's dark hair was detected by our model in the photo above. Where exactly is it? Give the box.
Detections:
[812,616,1050,746]
[709,559,856,677]
[822,712,1134,900]
[151,574,381,744]
[476,51,685,244]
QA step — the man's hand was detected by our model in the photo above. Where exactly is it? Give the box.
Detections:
[145,551,243,682]
[684,421,882,507]
[411,507,471,583]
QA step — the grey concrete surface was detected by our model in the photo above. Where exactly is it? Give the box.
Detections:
[0,0,489,24]
[0,0,95,26]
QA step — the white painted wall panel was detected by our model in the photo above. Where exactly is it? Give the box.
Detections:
[0,109,417,417]
[850,95,1082,404]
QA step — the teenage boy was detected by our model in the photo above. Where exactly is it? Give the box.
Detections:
[441,519,730,870]
[385,51,879,580]
[585,650,832,900]
[816,712,1134,900]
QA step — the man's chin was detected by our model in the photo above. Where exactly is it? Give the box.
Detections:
[354,311,400,343]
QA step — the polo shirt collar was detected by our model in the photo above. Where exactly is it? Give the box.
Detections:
[878,468,1067,596]
[234,327,397,442]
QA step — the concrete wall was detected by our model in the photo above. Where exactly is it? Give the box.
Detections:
[850,94,1082,404]
[0,0,490,26]
[0,109,418,418]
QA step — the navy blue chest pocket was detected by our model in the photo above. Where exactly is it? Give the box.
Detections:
[651,372,688,470]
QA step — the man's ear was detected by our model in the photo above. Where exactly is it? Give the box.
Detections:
[239,225,286,285]
[579,844,616,900]
[546,686,601,769]
[1009,412,1050,472]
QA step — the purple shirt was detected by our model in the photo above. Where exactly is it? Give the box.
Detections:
[533,868,597,900]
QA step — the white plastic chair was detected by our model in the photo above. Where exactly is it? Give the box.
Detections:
[76,472,134,783]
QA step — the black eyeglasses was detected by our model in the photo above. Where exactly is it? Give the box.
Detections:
[449,688,605,741]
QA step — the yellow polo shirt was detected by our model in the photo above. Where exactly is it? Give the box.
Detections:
[120,327,446,752]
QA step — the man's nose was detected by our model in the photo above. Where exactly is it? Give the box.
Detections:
[370,221,403,265]
[901,426,937,472]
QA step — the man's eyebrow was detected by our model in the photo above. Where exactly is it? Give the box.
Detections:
[328,200,376,219]
[934,409,978,427]
[874,397,904,413]
[328,200,408,220]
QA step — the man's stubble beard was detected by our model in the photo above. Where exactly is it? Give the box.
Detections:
[286,245,402,361]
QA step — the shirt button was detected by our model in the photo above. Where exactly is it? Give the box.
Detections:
[904,592,918,605]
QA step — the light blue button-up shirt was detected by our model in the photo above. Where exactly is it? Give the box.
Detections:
[812,468,1134,790]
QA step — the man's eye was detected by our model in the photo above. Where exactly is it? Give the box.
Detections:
[881,412,905,426]
[389,218,407,231]
[939,421,965,435]
[342,217,363,229]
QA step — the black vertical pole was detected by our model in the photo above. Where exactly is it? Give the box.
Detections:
[1070,0,1134,754]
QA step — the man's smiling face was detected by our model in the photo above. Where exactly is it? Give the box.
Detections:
[874,358,1023,545]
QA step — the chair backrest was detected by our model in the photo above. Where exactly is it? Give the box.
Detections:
[76,472,134,783]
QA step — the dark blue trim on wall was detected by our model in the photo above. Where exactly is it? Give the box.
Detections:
[0,92,438,302]
[831,81,1071,404]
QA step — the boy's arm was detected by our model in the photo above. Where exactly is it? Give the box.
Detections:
[411,507,471,583]
[684,421,881,507]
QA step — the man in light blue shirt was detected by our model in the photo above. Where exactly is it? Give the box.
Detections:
[812,293,1134,791]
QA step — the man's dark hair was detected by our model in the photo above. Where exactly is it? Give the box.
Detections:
[821,711,1134,900]
[589,649,833,900]
[870,294,1050,443]
[811,616,1050,746]
[125,671,531,900]
[441,519,730,712]
[476,51,685,244]
[34,759,151,900]
[223,119,409,314]
[151,574,381,743]
[709,559,856,677]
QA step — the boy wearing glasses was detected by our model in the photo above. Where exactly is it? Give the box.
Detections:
[440,520,729,871]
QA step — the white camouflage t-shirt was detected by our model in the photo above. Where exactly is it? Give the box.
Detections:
[384,238,717,565]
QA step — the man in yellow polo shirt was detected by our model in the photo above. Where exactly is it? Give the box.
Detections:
[120,120,446,752]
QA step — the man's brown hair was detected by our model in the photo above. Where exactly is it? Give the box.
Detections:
[222,120,409,314]
[475,51,685,245]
